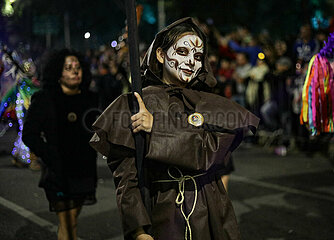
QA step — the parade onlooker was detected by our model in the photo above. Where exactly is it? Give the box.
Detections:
[228,36,262,66]
[290,62,309,150]
[232,52,252,106]
[217,34,237,60]
[261,57,292,130]
[96,62,122,110]
[215,58,236,99]
[275,39,289,58]
[22,49,98,240]
[293,24,320,62]
[217,58,235,82]
[208,53,219,77]
[315,28,328,49]
[245,57,270,116]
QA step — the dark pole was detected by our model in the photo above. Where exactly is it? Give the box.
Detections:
[125,0,145,193]
[125,0,142,96]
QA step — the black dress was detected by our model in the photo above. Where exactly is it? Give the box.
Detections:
[23,89,98,212]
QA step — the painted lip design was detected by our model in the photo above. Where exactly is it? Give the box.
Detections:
[180,68,194,75]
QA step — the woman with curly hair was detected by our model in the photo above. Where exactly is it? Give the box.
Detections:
[23,49,98,240]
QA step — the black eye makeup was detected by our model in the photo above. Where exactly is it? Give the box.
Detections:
[64,64,81,72]
[176,47,189,56]
[194,53,203,61]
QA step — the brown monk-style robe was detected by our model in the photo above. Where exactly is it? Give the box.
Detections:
[90,18,259,240]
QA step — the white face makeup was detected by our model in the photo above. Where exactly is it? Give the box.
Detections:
[164,34,204,83]
[60,56,82,90]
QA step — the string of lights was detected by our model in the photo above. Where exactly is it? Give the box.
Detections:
[0,46,40,165]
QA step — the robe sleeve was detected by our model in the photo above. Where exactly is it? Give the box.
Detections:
[90,94,151,238]
[90,94,135,155]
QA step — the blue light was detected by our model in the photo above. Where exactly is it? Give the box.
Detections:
[143,4,156,24]
[311,10,330,30]
[111,41,117,48]
[27,87,30,91]
[146,16,156,25]
[22,155,25,159]
[27,159,31,163]
[4,103,7,107]
[9,122,13,127]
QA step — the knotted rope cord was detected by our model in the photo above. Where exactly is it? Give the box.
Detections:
[153,167,206,240]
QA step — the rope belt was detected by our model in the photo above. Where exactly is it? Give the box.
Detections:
[153,167,206,240]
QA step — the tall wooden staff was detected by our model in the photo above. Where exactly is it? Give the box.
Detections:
[125,0,148,206]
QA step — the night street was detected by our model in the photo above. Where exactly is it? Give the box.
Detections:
[1,1,334,239]
[1,128,333,240]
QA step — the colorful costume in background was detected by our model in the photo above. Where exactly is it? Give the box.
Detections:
[300,32,334,135]
[0,47,39,164]
[91,18,259,240]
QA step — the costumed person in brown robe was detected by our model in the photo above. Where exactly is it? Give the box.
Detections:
[90,18,259,240]
[23,49,98,240]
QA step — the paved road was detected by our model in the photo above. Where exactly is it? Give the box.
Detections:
[1,127,333,240]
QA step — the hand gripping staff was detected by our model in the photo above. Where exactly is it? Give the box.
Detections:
[125,0,152,219]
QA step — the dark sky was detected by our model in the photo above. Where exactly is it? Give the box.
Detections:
[1,0,333,50]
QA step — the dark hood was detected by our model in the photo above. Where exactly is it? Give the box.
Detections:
[141,17,217,90]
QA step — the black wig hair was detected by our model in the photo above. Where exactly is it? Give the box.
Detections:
[41,49,91,91]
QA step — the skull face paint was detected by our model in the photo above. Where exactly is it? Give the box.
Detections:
[60,56,82,90]
[164,34,204,83]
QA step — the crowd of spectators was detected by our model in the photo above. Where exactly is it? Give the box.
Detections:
[205,21,333,156]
